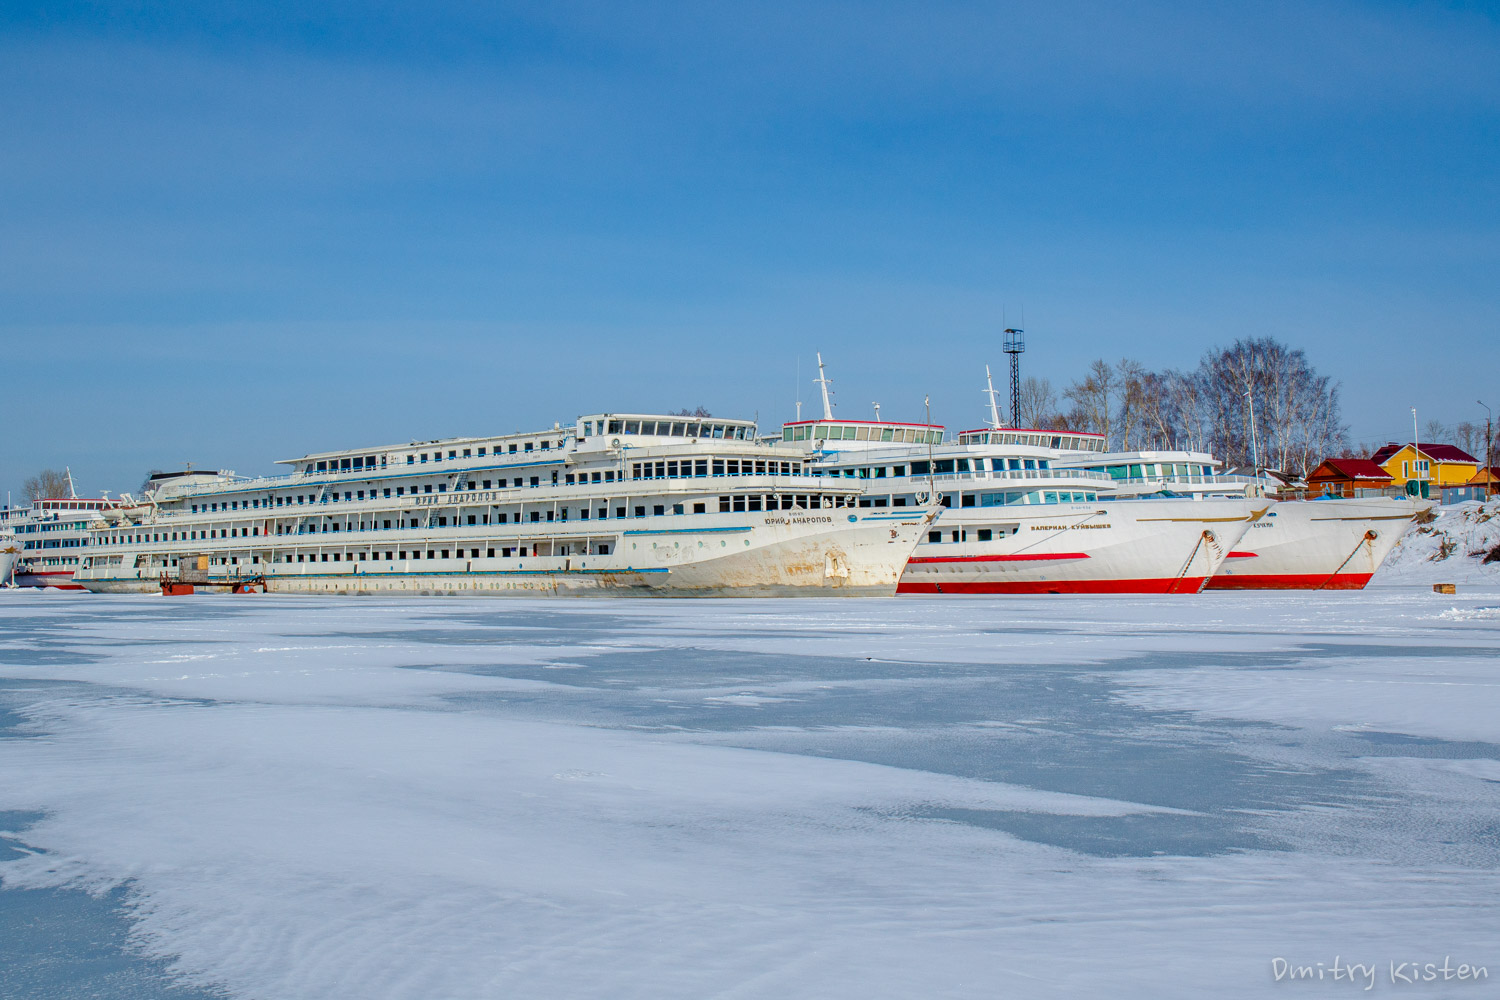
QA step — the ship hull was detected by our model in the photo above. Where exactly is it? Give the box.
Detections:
[77,510,936,598]
[1204,497,1424,591]
[897,497,1267,595]
[13,568,84,590]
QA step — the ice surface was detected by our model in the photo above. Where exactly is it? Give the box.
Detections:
[1,588,1498,999]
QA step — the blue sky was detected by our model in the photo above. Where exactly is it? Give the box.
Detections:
[3,0,1498,498]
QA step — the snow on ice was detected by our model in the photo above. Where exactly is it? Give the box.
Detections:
[1,588,1498,999]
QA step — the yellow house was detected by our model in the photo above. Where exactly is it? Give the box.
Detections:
[1371,442,1478,490]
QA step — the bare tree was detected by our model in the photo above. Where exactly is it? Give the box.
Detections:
[21,469,71,502]
[1454,421,1481,457]
[1064,359,1117,447]
[1423,419,1449,444]
[1014,376,1060,429]
[672,407,712,418]
[1114,359,1148,450]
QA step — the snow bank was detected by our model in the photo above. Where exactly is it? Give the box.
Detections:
[1373,498,1500,585]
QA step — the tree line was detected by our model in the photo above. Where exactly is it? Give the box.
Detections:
[1012,336,1348,476]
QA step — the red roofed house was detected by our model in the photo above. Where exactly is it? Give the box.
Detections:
[1306,458,1395,498]
[1371,442,1478,498]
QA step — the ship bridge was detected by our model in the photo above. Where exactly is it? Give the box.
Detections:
[957,427,1107,452]
[780,419,944,450]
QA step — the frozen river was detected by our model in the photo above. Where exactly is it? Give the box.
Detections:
[1,589,1498,998]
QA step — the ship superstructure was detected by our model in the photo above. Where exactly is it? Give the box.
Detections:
[773,359,1267,594]
[0,496,115,589]
[75,413,936,596]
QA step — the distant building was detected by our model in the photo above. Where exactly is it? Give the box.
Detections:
[1306,458,1394,498]
[1370,442,1478,498]
[1444,465,1500,504]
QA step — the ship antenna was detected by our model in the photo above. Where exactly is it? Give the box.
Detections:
[926,394,936,502]
[66,467,77,499]
[983,364,1003,429]
[814,353,835,420]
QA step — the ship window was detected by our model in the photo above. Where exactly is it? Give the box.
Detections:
[732,497,745,512]
[713,461,724,475]
[447,451,456,460]
[529,477,539,487]
[580,509,589,519]
[693,502,706,514]
[1044,491,1058,503]
[934,460,954,474]
[468,515,477,525]
[672,503,684,514]
[719,496,730,512]
[634,506,646,517]
[616,507,626,518]
[463,449,471,458]
[928,531,941,543]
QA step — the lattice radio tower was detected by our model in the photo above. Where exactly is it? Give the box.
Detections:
[1003,328,1024,426]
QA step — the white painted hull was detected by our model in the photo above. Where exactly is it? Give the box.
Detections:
[1206,497,1426,590]
[78,509,937,597]
[898,497,1268,595]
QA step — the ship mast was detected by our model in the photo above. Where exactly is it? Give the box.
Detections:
[814,353,835,420]
[983,365,1003,429]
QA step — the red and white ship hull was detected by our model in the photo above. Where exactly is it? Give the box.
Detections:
[1205,497,1426,590]
[13,567,84,590]
[897,497,1268,595]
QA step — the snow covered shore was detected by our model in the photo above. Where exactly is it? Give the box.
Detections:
[1373,498,1500,586]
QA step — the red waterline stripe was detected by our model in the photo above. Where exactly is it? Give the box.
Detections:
[1225,551,1259,559]
[1204,572,1374,591]
[898,577,1209,595]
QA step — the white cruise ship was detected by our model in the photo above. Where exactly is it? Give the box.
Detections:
[1053,446,1426,589]
[0,495,116,589]
[74,413,937,597]
[774,362,1266,594]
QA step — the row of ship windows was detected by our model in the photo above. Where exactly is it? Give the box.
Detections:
[103,495,862,544]
[303,440,569,474]
[976,490,1099,506]
[629,460,802,479]
[22,539,87,548]
[783,424,942,444]
[192,475,562,511]
[106,487,1102,547]
[818,458,1051,478]
[1090,463,1214,479]
[280,545,602,562]
[10,521,93,533]
[583,419,752,440]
